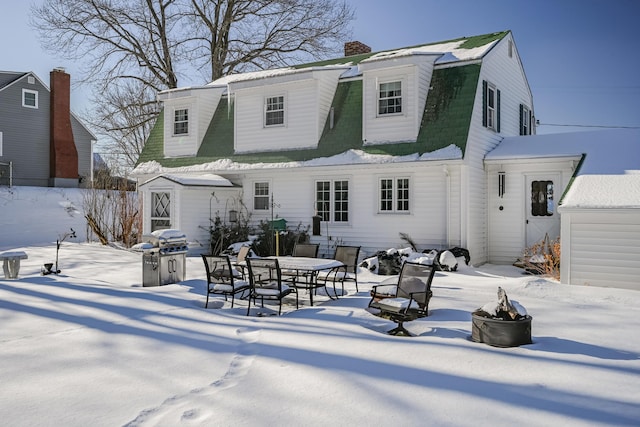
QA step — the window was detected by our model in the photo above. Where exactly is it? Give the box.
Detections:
[379,178,410,212]
[482,80,500,132]
[378,81,402,115]
[22,89,38,109]
[316,180,349,222]
[265,95,285,126]
[520,104,532,135]
[151,192,171,231]
[173,108,189,135]
[254,182,270,210]
[0,131,3,156]
[531,181,554,216]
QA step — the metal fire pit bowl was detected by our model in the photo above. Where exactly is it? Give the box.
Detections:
[471,311,533,347]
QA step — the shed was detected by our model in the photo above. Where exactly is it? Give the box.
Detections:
[138,173,242,254]
[558,174,640,290]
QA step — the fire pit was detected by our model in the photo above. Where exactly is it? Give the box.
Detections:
[471,287,532,347]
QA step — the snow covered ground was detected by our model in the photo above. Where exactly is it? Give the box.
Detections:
[1,187,639,426]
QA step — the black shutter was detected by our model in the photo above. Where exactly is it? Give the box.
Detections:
[519,104,524,135]
[529,109,533,135]
[496,89,501,133]
[482,80,487,127]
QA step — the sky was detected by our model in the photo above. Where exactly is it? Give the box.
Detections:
[1,0,640,138]
[1,185,639,426]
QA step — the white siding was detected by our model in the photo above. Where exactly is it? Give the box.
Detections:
[162,87,223,157]
[232,69,344,153]
[227,161,462,260]
[561,210,640,290]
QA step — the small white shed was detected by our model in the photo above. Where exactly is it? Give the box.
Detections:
[558,174,640,290]
[138,173,243,254]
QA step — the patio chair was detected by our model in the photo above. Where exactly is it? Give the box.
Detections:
[246,257,298,316]
[283,243,320,287]
[368,261,436,336]
[202,254,249,308]
[316,245,361,297]
[232,245,251,278]
[292,243,319,257]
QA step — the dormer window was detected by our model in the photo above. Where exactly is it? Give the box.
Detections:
[22,89,38,109]
[265,95,285,126]
[378,81,402,115]
[173,108,189,135]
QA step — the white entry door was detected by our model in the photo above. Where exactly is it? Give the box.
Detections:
[525,174,561,247]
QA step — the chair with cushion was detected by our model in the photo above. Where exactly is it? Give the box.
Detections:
[316,245,360,297]
[246,257,298,316]
[232,245,251,278]
[202,254,249,308]
[368,261,436,336]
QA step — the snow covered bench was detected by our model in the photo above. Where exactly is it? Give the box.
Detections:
[1,251,28,279]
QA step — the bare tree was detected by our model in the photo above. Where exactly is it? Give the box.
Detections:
[31,0,354,169]
[187,0,355,81]
[89,81,159,169]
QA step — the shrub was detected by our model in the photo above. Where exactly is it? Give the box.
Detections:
[522,234,560,280]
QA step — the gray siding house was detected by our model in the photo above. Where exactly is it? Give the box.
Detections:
[0,69,95,187]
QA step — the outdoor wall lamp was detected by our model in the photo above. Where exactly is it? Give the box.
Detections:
[498,171,506,198]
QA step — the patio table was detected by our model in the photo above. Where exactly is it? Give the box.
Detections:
[267,256,344,306]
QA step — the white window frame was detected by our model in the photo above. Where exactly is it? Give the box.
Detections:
[377,80,403,116]
[378,177,411,213]
[173,108,189,136]
[150,191,172,231]
[315,179,350,223]
[22,89,38,109]
[264,95,285,127]
[253,181,270,211]
[0,131,3,156]
[486,83,497,130]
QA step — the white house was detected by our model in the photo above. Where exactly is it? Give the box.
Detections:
[134,31,536,260]
[132,30,639,289]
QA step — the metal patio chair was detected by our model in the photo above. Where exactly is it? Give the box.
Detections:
[246,257,298,316]
[368,261,436,336]
[202,254,249,308]
[316,245,361,297]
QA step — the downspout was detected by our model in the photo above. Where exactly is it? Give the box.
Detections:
[443,165,451,247]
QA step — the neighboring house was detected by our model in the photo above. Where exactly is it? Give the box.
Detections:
[134,30,536,266]
[0,68,96,187]
[133,30,639,291]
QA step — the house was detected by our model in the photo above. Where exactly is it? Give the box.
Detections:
[0,68,96,187]
[134,30,539,266]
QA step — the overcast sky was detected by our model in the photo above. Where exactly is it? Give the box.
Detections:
[2,0,639,137]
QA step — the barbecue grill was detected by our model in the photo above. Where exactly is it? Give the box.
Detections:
[141,229,188,287]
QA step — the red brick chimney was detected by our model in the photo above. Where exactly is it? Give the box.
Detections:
[344,41,371,57]
[49,68,78,185]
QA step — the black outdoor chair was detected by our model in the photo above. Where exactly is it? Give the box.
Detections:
[292,243,319,257]
[202,254,249,308]
[368,261,436,336]
[246,257,298,316]
[316,245,360,297]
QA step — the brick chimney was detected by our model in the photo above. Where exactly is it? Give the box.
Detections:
[49,68,78,187]
[344,41,371,57]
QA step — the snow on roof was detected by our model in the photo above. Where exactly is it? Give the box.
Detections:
[141,173,233,187]
[205,36,500,87]
[486,129,640,175]
[132,145,463,175]
[560,174,640,209]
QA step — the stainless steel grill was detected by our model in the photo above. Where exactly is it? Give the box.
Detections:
[141,229,188,287]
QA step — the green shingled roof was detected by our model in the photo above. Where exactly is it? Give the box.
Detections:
[136,31,503,168]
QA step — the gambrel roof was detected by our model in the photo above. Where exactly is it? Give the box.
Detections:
[136,31,509,170]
